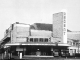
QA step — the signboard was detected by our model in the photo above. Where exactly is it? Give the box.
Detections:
[63,12,67,43]
[53,12,67,43]
[16,48,23,51]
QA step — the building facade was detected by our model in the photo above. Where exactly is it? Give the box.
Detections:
[0,12,80,59]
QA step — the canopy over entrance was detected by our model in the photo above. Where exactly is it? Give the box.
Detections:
[5,43,71,47]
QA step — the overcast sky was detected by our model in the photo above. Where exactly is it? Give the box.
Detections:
[0,0,80,40]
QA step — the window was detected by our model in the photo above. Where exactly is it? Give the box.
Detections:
[70,41,72,45]
[67,41,72,45]
[76,43,79,47]
[67,41,69,44]
[64,24,66,27]
[39,38,43,42]
[30,38,33,42]
[73,42,76,46]
[45,38,48,42]
[34,38,38,42]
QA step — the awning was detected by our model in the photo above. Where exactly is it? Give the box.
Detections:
[5,43,71,47]
[68,46,78,49]
[5,43,20,46]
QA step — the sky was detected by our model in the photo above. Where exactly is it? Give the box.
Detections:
[0,0,80,40]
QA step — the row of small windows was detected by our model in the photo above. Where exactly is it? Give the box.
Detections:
[28,38,50,42]
[67,41,79,46]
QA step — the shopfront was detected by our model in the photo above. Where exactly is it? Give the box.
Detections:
[4,43,70,58]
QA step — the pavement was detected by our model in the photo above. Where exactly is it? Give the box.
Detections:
[0,55,80,60]
[10,56,80,60]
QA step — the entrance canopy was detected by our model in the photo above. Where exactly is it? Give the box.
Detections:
[5,43,71,47]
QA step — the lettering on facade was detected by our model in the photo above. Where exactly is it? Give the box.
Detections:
[63,14,66,35]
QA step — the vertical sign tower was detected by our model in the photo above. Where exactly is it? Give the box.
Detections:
[53,12,67,43]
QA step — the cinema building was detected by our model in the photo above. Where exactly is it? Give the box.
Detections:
[0,12,80,59]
